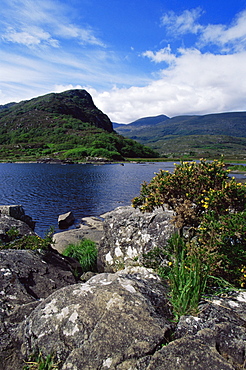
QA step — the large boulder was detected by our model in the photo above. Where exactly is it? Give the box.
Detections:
[0,205,35,230]
[0,213,36,243]
[0,249,77,370]
[19,267,172,370]
[147,291,246,369]
[58,211,75,229]
[98,206,176,272]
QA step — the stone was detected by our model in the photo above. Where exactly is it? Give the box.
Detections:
[18,267,172,370]
[0,249,77,370]
[0,213,36,243]
[53,216,103,254]
[0,249,76,318]
[58,211,75,229]
[0,205,35,230]
[146,334,236,370]
[98,206,176,272]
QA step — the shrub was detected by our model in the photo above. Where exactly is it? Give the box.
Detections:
[132,159,233,230]
[62,239,97,272]
[197,210,246,286]
[133,159,246,317]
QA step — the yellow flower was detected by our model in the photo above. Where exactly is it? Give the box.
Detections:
[168,261,173,266]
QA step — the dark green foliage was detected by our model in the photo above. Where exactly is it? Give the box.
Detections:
[62,239,97,272]
[0,90,159,161]
[198,210,246,286]
[134,159,246,318]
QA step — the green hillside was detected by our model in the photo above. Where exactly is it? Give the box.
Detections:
[114,112,246,159]
[0,90,158,162]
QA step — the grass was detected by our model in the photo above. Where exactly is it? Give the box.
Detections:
[62,239,97,272]
[228,164,246,172]
[23,351,59,370]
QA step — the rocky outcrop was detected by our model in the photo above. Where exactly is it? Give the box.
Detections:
[147,291,246,369]
[0,205,35,230]
[19,267,172,370]
[0,249,77,370]
[53,216,104,253]
[0,213,36,243]
[98,206,176,272]
[1,205,246,370]
[1,265,245,370]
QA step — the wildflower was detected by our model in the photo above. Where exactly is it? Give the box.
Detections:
[168,261,173,266]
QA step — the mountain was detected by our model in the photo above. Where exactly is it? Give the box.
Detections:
[0,90,158,161]
[113,114,169,131]
[114,112,246,159]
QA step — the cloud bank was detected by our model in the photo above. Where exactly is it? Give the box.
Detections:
[91,9,246,123]
[1,3,246,123]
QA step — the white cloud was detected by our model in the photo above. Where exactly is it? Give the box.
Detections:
[200,10,246,51]
[2,26,59,47]
[160,8,246,53]
[89,50,246,123]
[0,0,104,48]
[161,8,203,35]
[142,45,176,64]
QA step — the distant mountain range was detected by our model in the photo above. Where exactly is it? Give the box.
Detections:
[113,112,246,159]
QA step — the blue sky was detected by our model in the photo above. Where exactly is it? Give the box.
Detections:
[1,0,246,123]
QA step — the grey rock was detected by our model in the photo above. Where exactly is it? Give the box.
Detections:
[0,205,35,230]
[58,211,75,229]
[145,292,246,370]
[53,216,103,254]
[0,249,77,370]
[19,267,172,370]
[146,334,236,370]
[98,206,176,272]
[0,249,76,319]
[0,213,36,243]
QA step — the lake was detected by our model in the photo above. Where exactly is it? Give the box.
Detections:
[0,162,176,236]
[0,161,244,237]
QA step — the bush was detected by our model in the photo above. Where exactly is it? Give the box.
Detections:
[63,146,88,159]
[198,210,246,286]
[62,239,97,272]
[133,159,246,318]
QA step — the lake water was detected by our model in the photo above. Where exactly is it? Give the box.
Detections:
[0,162,176,236]
[0,161,245,237]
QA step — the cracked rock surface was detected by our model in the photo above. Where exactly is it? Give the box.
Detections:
[98,206,176,272]
[19,266,172,370]
[0,249,76,370]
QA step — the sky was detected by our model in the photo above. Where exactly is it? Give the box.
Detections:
[1,0,246,123]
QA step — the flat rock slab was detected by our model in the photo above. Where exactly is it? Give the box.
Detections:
[53,216,104,254]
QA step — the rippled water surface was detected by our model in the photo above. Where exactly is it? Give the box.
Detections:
[0,162,176,236]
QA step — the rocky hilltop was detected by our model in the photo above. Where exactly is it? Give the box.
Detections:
[0,206,246,369]
[0,89,158,161]
[0,89,113,133]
